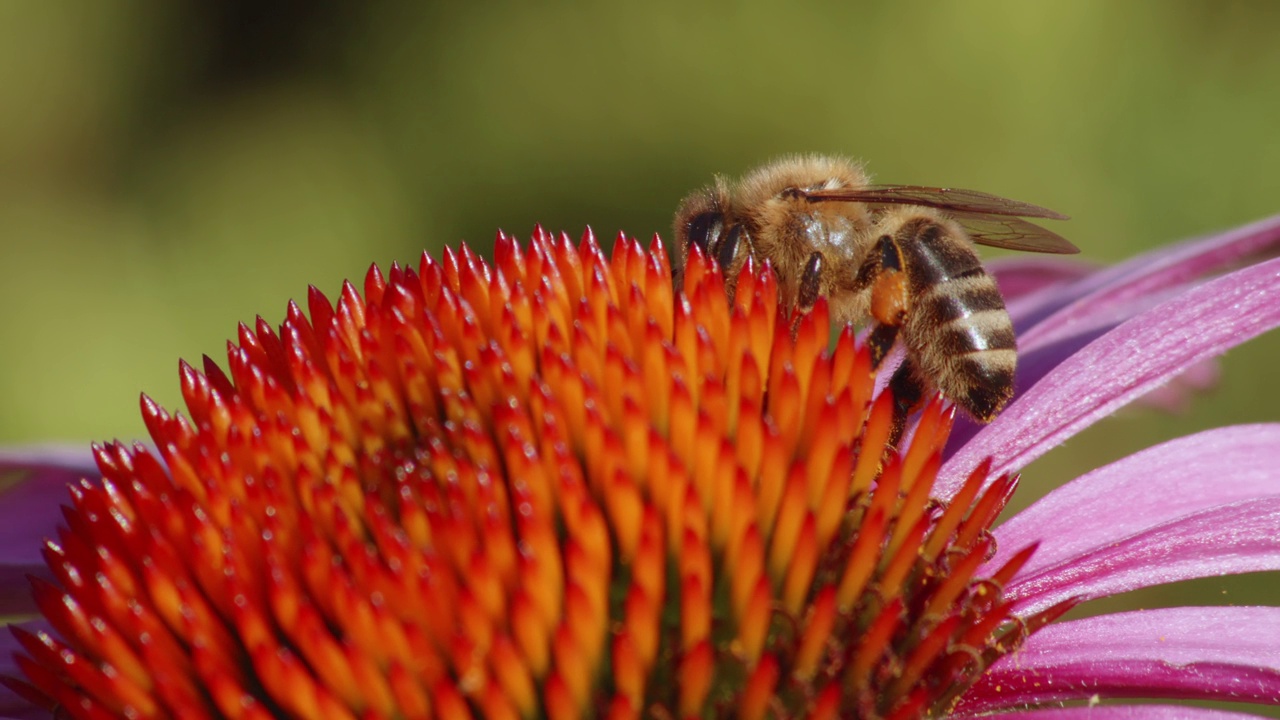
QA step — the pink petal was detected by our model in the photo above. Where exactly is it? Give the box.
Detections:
[970,707,1270,720]
[959,607,1280,714]
[1005,496,1280,614]
[983,425,1280,591]
[1127,357,1220,413]
[941,256,1280,496]
[1016,212,1280,350]
[0,445,95,615]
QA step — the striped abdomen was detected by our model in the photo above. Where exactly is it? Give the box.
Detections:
[898,221,1016,421]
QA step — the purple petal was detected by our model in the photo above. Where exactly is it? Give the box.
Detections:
[984,425,1280,595]
[1014,212,1280,348]
[944,214,1280,449]
[1007,496,1280,614]
[941,255,1280,497]
[947,286,1181,450]
[0,445,95,615]
[0,445,95,475]
[968,708,1271,720]
[958,607,1280,714]
[988,255,1099,305]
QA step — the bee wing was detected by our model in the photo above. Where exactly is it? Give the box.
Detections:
[803,184,1080,255]
[803,184,1069,219]
[940,212,1079,254]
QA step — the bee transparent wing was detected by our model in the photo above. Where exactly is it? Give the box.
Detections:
[803,184,1069,219]
[942,212,1079,254]
[802,184,1080,255]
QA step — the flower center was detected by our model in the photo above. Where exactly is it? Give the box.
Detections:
[9,229,1069,720]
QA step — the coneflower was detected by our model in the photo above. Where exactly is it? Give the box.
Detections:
[2,215,1279,719]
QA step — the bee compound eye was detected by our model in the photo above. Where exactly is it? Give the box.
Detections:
[685,212,723,255]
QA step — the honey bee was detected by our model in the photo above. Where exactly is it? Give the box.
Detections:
[672,155,1077,426]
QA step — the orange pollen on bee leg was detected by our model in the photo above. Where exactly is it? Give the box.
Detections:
[871,267,910,326]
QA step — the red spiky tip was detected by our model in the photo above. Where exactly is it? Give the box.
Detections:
[10,228,1061,719]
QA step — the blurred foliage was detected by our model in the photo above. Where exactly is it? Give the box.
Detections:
[3,4,1280,504]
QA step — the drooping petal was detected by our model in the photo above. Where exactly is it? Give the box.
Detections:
[948,283,1205,451]
[944,214,1280,449]
[0,446,96,615]
[942,256,1280,495]
[988,255,1099,305]
[983,425,1280,590]
[972,705,1272,719]
[958,607,1280,714]
[0,445,94,475]
[1008,496,1280,613]
[1014,212,1280,347]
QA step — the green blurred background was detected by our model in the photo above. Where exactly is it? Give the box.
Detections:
[2,0,1278,655]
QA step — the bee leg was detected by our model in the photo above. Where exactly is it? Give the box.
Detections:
[706,222,747,303]
[788,250,825,335]
[866,236,910,368]
[887,359,926,448]
[798,250,824,310]
[863,234,921,449]
[866,324,900,370]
